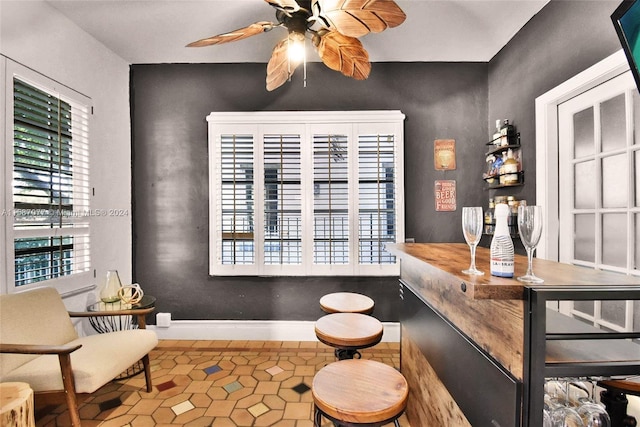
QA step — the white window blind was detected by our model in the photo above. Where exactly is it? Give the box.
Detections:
[10,76,91,288]
[219,133,254,265]
[358,133,397,264]
[264,133,302,265]
[313,133,350,265]
[208,111,404,276]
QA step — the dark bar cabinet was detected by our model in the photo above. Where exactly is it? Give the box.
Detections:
[386,243,640,427]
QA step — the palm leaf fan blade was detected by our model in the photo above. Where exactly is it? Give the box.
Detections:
[315,31,370,80]
[186,21,274,47]
[315,0,406,38]
[266,37,302,91]
[264,0,301,14]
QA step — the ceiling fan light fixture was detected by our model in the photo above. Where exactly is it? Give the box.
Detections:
[287,31,306,63]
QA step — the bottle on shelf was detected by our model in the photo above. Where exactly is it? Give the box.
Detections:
[500,119,516,146]
[492,119,502,146]
[490,203,514,278]
[484,198,495,235]
[500,148,520,185]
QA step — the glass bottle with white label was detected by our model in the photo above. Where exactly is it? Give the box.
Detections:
[490,204,515,277]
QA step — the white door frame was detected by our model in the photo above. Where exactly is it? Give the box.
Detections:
[535,49,630,261]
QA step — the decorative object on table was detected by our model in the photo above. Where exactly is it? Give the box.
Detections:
[434,139,456,170]
[516,205,544,283]
[434,180,456,212]
[100,269,123,303]
[490,203,514,278]
[461,207,484,276]
[186,0,406,91]
[118,283,144,305]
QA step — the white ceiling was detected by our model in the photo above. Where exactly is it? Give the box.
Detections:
[46,0,550,64]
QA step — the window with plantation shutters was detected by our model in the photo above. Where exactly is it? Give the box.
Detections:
[208,111,404,276]
[10,75,91,288]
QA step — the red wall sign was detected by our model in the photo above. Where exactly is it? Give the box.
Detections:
[435,180,456,212]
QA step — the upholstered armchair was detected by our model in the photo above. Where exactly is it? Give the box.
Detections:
[0,287,158,426]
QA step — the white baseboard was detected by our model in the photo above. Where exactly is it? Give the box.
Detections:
[148,319,400,342]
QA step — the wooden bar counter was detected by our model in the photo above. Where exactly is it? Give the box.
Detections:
[386,243,640,427]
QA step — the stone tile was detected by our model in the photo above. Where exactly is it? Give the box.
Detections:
[266,365,284,376]
[248,402,270,417]
[128,399,162,415]
[254,380,280,395]
[171,400,195,416]
[204,400,236,417]
[283,402,312,420]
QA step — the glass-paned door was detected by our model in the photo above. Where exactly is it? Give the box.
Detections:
[558,70,640,330]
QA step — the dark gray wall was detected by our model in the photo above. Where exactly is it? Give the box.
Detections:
[131,62,488,322]
[488,0,623,207]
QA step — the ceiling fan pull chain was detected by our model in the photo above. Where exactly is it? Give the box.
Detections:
[303,38,307,88]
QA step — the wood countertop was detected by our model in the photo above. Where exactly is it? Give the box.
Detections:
[386,243,640,300]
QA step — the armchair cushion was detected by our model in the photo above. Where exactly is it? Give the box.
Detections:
[0,287,78,376]
[1,329,157,393]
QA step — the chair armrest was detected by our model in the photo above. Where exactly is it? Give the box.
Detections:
[0,342,82,355]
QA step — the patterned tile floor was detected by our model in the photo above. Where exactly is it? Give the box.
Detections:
[35,340,409,426]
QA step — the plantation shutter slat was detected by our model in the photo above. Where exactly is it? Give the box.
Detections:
[12,78,91,287]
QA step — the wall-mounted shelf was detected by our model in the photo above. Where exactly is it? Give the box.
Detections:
[485,144,521,156]
[483,123,524,190]
[484,171,525,189]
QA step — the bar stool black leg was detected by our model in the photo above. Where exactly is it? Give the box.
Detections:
[334,348,362,360]
[314,405,322,427]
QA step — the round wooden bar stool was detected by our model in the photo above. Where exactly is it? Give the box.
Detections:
[315,312,383,360]
[312,359,408,427]
[319,292,374,314]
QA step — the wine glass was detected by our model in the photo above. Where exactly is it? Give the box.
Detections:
[461,207,484,275]
[517,205,544,283]
[575,380,611,427]
[551,406,586,427]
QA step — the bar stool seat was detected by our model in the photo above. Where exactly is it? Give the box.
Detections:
[315,312,383,360]
[320,292,375,314]
[312,359,408,427]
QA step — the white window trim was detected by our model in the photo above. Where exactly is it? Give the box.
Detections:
[207,110,405,277]
[3,58,93,295]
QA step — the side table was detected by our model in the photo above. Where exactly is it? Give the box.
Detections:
[86,295,156,333]
[0,382,35,427]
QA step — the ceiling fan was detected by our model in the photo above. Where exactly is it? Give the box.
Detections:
[186,0,406,91]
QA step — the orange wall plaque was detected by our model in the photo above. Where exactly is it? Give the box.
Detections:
[435,180,456,212]
[434,139,456,170]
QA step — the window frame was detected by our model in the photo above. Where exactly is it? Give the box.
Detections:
[207,111,405,277]
[3,59,92,295]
